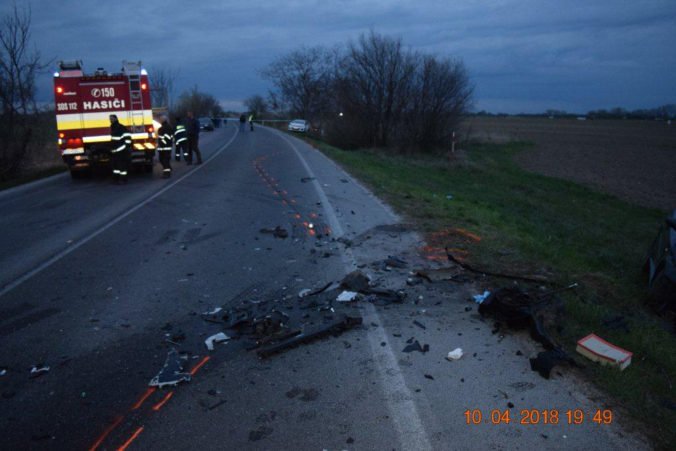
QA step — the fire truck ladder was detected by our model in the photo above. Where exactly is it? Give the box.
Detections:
[123,61,145,134]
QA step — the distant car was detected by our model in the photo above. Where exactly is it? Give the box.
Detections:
[645,209,676,312]
[288,119,310,133]
[199,118,214,131]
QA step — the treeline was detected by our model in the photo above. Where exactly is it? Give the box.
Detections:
[474,105,676,120]
[261,31,473,152]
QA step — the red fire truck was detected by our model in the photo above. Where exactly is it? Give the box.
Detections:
[53,60,156,178]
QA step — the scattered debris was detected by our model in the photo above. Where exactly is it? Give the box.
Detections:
[446,348,463,361]
[415,268,464,282]
[576,333,632,370]
[257,314,362,358]
[529,349,576,379]
[424,374,435,380]
[0,368,7,376]
[336,291,359,302]
[406,277,423,286]
[29,364,50,378]
[446,194,454,200]
[298,288,312,298]
[260,226,289,239]
[340,270,371,292]
[385,256,408,268]
[403,341,429,354]
[203,307,222,316]
[300,177,315,183]
[413,320,426,330]
[205,332,230,351]
[149,349,191,388]
[473,291,491,304]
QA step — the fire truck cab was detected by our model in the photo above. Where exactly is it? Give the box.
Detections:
[53,60,156,178]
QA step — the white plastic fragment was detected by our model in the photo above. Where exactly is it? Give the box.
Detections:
[446,348,464,361]
[336,291,359,302]
[203,307,222,316]
[298,288,312,298]
[0,369,7,376]
[473,291,491,304]
[205,332,230,351]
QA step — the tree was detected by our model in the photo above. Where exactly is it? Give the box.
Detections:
[173,86,222,118]
[149,66,178,111]
[261,46,335,119]
[334,31,417,148]
[0,3,47,180]
[244,94,267,117]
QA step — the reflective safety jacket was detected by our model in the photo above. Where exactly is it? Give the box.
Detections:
[174,122,187,145]
[110,121,131,153]
[158,121,174,151]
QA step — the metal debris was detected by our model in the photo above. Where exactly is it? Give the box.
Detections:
[149,348,191,388]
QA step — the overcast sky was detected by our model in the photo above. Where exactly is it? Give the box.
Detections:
[5,0,675,113]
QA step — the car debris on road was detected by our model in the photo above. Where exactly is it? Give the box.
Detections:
[149,348,191,388]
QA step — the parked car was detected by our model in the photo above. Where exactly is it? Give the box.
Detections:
[199,118,214,131]
[288,119,310,133]
[645,209,676,312]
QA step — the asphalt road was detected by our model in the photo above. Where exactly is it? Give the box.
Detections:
[0,124,648,450]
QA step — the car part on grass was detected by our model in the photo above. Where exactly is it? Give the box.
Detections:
[576,333,632,371]
[479,287,578,379]
[149,348,191,388]
[205,332,230,351]
[446,348,463,361]
[644,209,676,312]
[445,247,551,284]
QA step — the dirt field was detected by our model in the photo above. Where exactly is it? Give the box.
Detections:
[459,116,676,211]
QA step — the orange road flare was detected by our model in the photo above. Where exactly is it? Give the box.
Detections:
[117,426,144,451]
[152,392,174,412]
[189,356,211,376]
[89,415,124,451]
[131,388,156,410]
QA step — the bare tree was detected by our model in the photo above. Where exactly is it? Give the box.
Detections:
[335,31,417,148]
[149,66,178,111]
[401,55,473,151]
[0,3,46,180]
[261,46,335,120]
[174,86,222,118]
[244,94,267,117]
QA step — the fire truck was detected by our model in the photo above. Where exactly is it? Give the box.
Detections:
[53,60,156,178]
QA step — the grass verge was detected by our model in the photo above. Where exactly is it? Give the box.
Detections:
[308,137,675,448]
[0,165,66,192]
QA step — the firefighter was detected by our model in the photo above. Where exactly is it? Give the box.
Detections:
[157,116,173,178]
[174,117,187,161]
[109,114,131,184]
[186,111,202,165]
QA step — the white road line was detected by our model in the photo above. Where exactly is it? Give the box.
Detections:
[0,130,239,299]
[274,128,433,451]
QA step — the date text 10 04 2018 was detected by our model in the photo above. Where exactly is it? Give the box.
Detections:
[463,409,613,425]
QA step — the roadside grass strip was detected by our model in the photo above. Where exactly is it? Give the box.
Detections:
[310,138,675,449]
